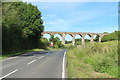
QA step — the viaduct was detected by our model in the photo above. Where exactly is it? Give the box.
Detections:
[42,31,107,46]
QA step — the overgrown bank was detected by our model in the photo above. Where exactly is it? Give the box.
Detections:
[67,41,119,78]
[0,47,62,61]
[0,49,44,61]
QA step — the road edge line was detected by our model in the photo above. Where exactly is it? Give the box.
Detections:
[62,51,66,78]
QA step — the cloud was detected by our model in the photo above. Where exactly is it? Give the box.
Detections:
[43,10,106,32]
[30,2,117,41]
[44,19,72,31]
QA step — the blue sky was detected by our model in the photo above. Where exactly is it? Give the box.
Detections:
[30,2,118,40]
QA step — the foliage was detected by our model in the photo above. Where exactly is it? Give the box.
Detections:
[0,48,44,61]
[65,41,72,44]
[49,36,60,44]
[2,2,44,54]
[94,35,100,42]
[75,38,81,45]
[40,38,50,49]
[66,38,91,46]
[67,41,118,78]
[101,31,119,42]
[103,32,109,34]
[49,36,64,48]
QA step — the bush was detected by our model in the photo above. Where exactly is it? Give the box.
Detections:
[2,2,44,54]
[54,44,59,48]
[102,31,119,42]
[67,41,118,78]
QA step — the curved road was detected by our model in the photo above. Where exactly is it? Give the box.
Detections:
[0,50,67,79]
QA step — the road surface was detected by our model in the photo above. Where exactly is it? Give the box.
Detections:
[0,50,67,79]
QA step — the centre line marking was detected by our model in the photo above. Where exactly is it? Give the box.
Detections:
[28,56,32,58]
[27,60,36,65]
[0,69,18,79]
[38,56,44,59]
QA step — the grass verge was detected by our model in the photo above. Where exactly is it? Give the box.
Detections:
[67,41,119,78]
[0,47,63,61]
[0,49,44,61]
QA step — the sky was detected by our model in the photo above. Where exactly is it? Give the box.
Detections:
[26,2,118,40]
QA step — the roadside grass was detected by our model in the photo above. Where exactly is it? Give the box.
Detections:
[0,47,63,61]
[65,43,72,47]
[67,41,118,78]
[46,47,62,51]
[0,49,44,61]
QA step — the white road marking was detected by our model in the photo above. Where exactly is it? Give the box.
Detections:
[28,56,33,58]
[0,69,18,79]
[62,51,66,78]
[27,60,36,65]
[38,56,44,59]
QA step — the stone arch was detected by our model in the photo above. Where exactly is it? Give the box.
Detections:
[65,34,73,45]
[100,35,105,38]
[75,34,82,37]
[42,33,52,41]
[84,34,91,43]
[98,35,106,42]
[87,34,92,37]
[42,31,108,45]
[75,34,82,45]
[54,34,62,41]
[93,34,100,42]
[65,34,73,37]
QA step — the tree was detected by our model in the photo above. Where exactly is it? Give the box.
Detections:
[49,36,64,48]
[103,32,108,34]
[2,2,44,53]
[49,36,60,44]
[94,35,100,42]
[40,38,49,49]
[101,31,119,42]
[75,38,81,45]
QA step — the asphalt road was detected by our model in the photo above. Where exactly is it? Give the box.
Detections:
[0,50,67,79]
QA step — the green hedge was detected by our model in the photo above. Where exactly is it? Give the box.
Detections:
[2,2,44,54]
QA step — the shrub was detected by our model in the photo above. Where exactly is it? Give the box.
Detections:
[67,41,118,78]
[102,31,119,42]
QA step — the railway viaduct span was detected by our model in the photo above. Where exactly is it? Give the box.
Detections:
[42,31,107,46]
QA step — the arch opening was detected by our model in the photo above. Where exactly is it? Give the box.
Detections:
[65,34,72,46]
[84,34,91,44]
[75,34,82,45]
[93,35,100,42]
[42,33,52,41]
[54,34,62,41]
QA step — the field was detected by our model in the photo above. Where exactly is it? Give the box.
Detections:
[67,41,119,78]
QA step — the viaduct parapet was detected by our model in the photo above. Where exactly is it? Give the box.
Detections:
[42,31,108,46]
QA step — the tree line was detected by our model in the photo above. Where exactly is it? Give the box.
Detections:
[40,36,64,49]
[63,31,119,45]
[2,2,119,54]
[2,2,44,54]
[101,31,119,42]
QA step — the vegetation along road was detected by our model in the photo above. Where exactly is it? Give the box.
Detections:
[1,1,119,79]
